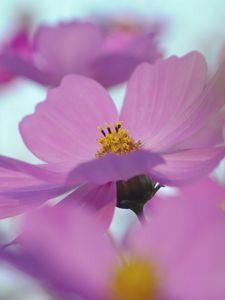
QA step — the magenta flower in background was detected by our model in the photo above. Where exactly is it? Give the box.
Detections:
[0,26,32,85]
[1,184,225,300]
[0,52,224,223]
[0,19,162,87]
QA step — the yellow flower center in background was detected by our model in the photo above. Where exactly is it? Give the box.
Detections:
[111,256,159,300]
[96,121,141,158]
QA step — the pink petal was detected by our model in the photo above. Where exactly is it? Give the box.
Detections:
[0,53,57,85]
[0,155,67,183]
[20,74,118,163]
[124,32,162,62]
[0,27,33,85]
[59,182,116,229]
[151,147,225,186]
[20,205,117,299]
[195,58,225,122]
[90,54,143,87]
[170,59,225,150]
[167,223,225,300]
[171,110,225,149]
[126,194,210,275]
[120,52,208,151]
[4,27,33,60]
[145,177,225,228]
[0,155,72,218]
[126,178,225,299]
[33,22,104,78]
[0,20,162,87]
[67,150,164,186]
[91,32,162,87]
[0,62,13,84]
[0,185,59,219]
[0,170,64,219]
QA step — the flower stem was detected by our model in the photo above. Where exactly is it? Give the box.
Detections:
[132,205,147,225]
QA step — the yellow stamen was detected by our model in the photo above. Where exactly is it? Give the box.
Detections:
[97,126,104,131]
[111,256,159,300]
[96,121,141,158]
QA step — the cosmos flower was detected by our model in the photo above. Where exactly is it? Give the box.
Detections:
[0,52,224,223]
[0,26,32,85]
[1,183,225,300]
[145,176,225,218]
[0,19,162,87]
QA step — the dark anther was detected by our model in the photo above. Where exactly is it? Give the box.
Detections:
[101,130,106,136]
[116,175,163,216]
[115,124,121,133]
[107,127,112,134]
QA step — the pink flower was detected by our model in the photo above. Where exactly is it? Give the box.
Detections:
[0,52,224,223]
[0,26,32,85]
[2,182,225,300]
[0,19,162,87]
[145,176,225,218]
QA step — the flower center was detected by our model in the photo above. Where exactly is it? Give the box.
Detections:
[111,256,159,300]
[96,121,141,158]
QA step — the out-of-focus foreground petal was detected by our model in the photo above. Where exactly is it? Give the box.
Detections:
[1,206,117,300]
[145,176,225,223]
[126,177,225,300]
[58,182,116,229]
[1,176,225,300]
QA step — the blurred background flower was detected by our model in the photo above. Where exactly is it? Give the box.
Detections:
[0,19,162,87]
